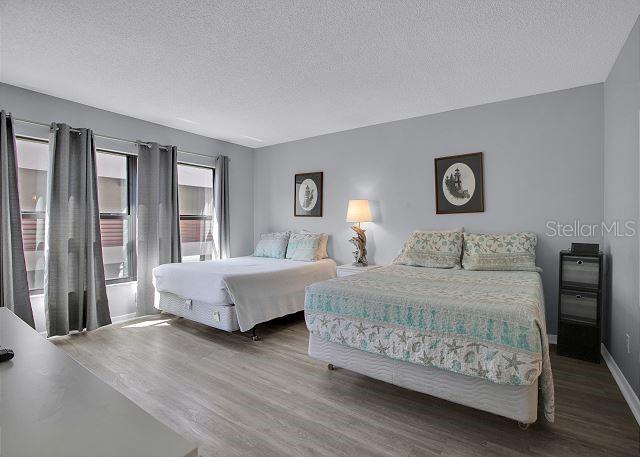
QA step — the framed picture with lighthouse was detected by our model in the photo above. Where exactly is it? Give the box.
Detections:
[294,172,323,217]
[434,152,484,214]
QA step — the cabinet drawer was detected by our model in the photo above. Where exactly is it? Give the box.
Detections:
[561,256,600,289]
[560,289,598,325]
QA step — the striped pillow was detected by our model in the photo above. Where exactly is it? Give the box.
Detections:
[253,232,290,259]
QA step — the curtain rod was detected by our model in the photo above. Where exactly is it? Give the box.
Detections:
[11,116,222,161]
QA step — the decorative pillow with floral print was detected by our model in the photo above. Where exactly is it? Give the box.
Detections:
[393,230,463,268]
[462,232,537,271]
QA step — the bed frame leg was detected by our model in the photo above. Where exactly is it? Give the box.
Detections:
[327,363,336,371]
[517,422,530,431]
[251,328,261,341]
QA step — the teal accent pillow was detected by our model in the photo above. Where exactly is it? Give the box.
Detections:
[299,230,329,258]
[286,233,322,261]
[253,232,290,259]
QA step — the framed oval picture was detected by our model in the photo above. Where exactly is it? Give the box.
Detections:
[294,172,323,217]
[434,152,484,214]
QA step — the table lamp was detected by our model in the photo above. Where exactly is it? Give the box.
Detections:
[346,199,372,266]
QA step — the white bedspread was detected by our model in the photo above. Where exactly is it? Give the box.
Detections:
[153,256,337,331]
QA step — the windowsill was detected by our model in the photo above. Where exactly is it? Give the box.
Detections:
[106,278,137,286]
[106,279,137,286]
[29,280,137,298]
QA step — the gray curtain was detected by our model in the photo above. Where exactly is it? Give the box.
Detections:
[136,143,181,316]
[0,111,35,327]
[214,155,230,260]
[45,124,111,337]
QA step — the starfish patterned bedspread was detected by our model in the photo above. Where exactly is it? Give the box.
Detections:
[304,265,554,422]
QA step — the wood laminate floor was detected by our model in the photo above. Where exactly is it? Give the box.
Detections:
[53,313,639,457]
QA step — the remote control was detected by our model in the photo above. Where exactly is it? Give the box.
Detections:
[0,347,14,362]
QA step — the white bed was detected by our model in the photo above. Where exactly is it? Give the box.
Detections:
[153,256,337,336]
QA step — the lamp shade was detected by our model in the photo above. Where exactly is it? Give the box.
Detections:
[346,199,372,223]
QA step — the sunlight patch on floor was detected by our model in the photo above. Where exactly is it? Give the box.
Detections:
[123,319,172,328]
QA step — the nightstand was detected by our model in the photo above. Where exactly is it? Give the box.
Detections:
[557,250,606,363]
[337,264,380,277]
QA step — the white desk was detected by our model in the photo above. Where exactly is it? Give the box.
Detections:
[0,308,197,457]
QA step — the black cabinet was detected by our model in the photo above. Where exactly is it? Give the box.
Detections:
[557,250,605,363]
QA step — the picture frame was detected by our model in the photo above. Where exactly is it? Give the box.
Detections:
[434,152,484,214]
[294,172,323,217]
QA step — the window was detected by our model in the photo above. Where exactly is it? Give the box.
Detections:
[96,151,137,283]
[16,138,49,292]
[178,164,215,262]
[16,139,138,291]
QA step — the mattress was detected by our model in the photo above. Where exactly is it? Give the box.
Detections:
[152,256,290,304]
[153,256,335,304]
[154,256,337,331]
[305,264,554,422]
[309,334,538,424]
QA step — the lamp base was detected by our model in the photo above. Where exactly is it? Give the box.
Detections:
[349,225,368,267]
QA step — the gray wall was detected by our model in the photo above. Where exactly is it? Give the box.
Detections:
[0,83,256,258]
[254,84,605,334]
[604,17,640,395]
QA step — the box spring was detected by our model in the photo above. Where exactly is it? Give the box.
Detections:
[156,291,240,332]
[309,333,538,424]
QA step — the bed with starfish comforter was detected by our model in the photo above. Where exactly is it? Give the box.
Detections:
[304,264,554,423]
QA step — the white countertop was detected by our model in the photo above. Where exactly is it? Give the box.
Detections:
[0,308,197,457]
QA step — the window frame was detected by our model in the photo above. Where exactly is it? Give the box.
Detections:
[177,162,215,262]
[16,138,139,292]
[96,149,138,285]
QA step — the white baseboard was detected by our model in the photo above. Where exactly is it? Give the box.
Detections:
[601,344,640,426]
[547,334,557,345]
[111,312,138,324]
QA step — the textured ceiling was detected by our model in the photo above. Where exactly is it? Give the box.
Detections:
[1,1,639,148]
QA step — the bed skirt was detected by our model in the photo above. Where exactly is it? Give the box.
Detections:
[308,333,539,424]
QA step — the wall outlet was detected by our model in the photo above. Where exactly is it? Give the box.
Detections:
[625,333,631,354]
